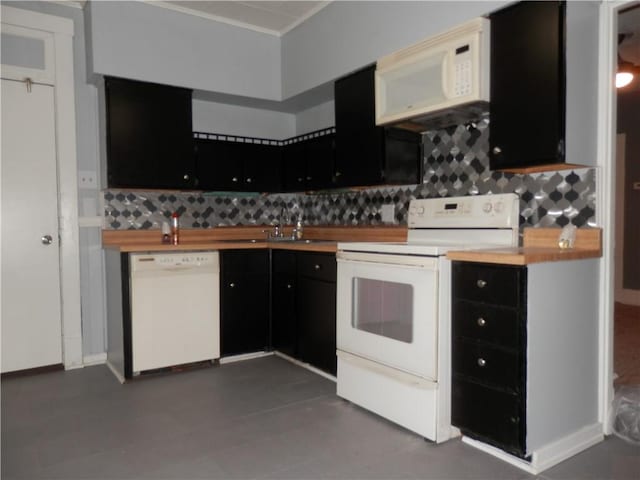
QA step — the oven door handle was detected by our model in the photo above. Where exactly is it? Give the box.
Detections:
[337,252,438,270]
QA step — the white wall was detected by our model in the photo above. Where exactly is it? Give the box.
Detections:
[85,0,281,101]
[565,1,600,167]
[295,100,335,135]
[193,100,295,139]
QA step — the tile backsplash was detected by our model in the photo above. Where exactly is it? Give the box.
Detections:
[104,118,596,230]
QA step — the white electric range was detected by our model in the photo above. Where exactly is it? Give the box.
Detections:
[335,193,520,442]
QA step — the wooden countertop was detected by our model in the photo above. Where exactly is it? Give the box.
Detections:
[102,225,407,254]
[446,227,602,265]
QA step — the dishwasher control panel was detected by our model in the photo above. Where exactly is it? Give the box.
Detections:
[130,251,219,272]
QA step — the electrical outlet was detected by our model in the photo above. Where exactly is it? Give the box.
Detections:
[381,204,395,223]
[78,170,97,189]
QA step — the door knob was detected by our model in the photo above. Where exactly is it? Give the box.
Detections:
[41,235,53,245]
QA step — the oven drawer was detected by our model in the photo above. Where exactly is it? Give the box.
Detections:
[452,339,522,392]
[452,262,525,307]
[452,378,526,457]
[452,300,523,349]
[297,252,336,282]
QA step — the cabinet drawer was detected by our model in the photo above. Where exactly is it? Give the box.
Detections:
[453,300,522,349]
[452,262,525,307]
[222,250,269,274]
[297,253,336,282]
[453,339,522,392]
[452,378,526,457]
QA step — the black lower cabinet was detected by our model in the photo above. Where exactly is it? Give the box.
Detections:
[272,251,298,357]
[451,261,527,458]
[297,275,336,375]
[220,250,270,356]
[452,378,525,456]
[271,250,337,375]
[296,252,337,375]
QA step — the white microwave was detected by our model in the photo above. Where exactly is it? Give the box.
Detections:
[375,17,490,129]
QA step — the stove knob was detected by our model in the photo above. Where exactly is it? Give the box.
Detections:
[483,202,493,213]
[416,206,425,215]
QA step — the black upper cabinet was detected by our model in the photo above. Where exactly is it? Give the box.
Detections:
[489,1,566,170]
[195,138,282,192]
[105,77,194,189]
[383,128,423,185]
[334,65,384,187]
[282,134,336,192]
[194,138,236,191]
[334,65,422,187]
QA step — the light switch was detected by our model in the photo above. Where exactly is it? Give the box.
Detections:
[381,204,395,223]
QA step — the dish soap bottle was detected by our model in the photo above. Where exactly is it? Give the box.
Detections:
[170,212,180,245]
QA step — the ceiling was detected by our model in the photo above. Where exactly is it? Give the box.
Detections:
[150,1,330,36]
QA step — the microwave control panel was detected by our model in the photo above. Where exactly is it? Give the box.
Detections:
[453,44,473,97]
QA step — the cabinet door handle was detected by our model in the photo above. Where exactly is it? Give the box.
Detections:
[246,177,252,183]
[477,317,486,327]
[314,264,321,270]
[335,171,342,177]
[477,358,486,367]
[229,282,236,288]
[492,146,502,155]
[297,177,303,182]
[287,284,292,289]
[306,176,312,181]
[232,177,238,182]
[183,174,190,181]
[476,279,487,289]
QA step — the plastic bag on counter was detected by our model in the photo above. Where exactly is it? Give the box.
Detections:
[611,385,640,446]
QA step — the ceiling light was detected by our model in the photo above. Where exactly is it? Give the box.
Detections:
[616,71,634,88]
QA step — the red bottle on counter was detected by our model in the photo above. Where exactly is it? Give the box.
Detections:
[170,212,180,245]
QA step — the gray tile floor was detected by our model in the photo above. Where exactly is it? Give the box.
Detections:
[2,356,638,480]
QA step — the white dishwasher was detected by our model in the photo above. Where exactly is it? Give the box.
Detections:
[130,251,220,373]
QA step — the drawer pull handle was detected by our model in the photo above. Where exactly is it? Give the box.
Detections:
[314,264,321,270]
[476,279,487,289]
[510,416,519,424]
[229,282,236,288]
[287,284,292,289]
[477,358,486,367]
[477,317,486,327]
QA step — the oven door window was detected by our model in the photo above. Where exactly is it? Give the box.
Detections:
[336,253,439,379]
[352,278,413,343]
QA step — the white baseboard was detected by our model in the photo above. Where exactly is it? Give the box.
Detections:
[274,351,337,382]
[219,351,273,364]
[462,423,604,475]
[83,353,107,366]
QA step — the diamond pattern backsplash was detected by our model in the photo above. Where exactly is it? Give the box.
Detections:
[104,118,596,230]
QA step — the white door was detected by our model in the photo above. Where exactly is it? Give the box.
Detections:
[336,252,439,379]
[1,78,63,373]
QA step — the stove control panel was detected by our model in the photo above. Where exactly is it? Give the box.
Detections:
[408,193,519,229]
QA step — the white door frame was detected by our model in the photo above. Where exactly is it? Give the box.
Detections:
[1,6,83,370]
[596,0,635,435]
